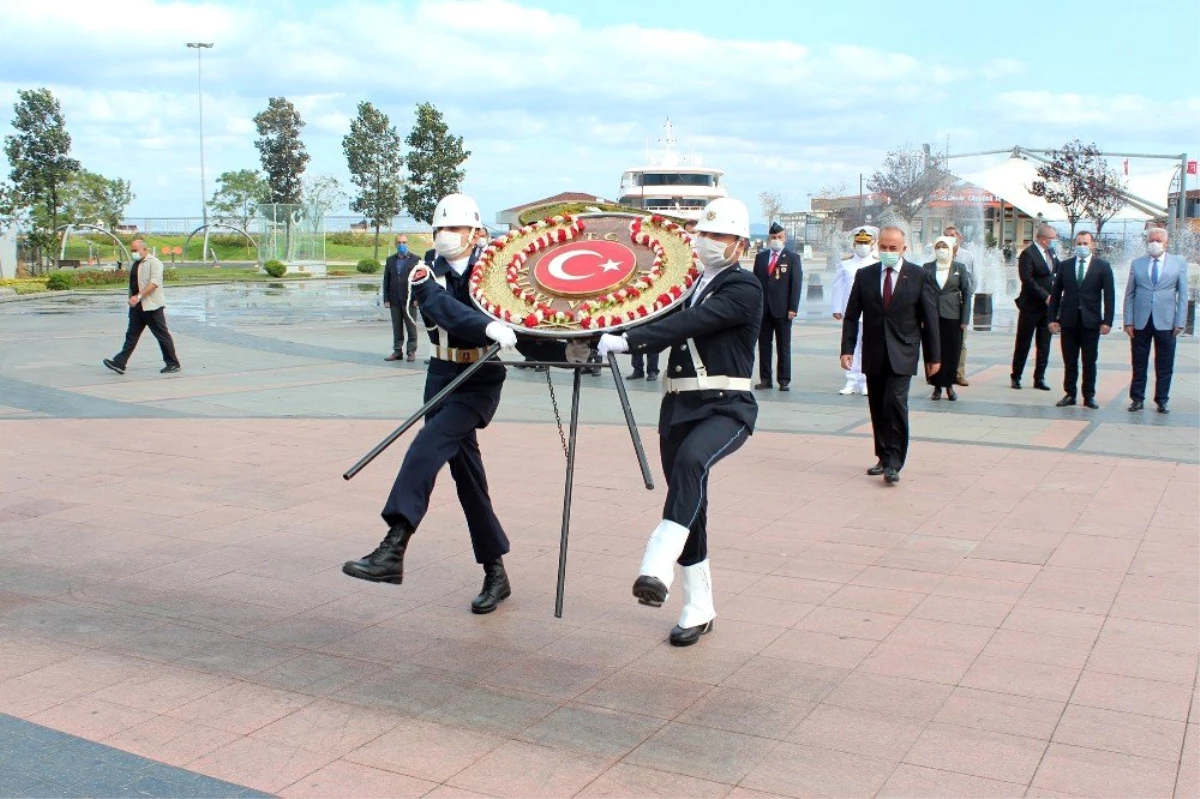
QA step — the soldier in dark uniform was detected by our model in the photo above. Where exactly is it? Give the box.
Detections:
[752,222,803,390]
[598,198,761,646]
[342,194,527,614]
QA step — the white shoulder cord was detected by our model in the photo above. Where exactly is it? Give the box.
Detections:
[406,265,440,333]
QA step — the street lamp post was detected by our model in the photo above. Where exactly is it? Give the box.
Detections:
[186,42,213,264]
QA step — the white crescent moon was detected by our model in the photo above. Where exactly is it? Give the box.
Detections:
[546,250,602,281]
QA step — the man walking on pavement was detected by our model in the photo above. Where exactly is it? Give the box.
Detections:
[103,239,180,376]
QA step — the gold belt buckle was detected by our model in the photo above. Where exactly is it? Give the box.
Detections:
[457,350,475,363]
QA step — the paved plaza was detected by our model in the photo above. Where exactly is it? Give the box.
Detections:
[0,280,1196,798]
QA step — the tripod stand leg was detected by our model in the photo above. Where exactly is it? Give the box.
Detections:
[607,353,655,490]
[554,368,584,618]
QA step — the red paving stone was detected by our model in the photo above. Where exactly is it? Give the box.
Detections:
[0,418,1196,797]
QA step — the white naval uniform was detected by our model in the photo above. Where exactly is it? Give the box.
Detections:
[830,251,877,387]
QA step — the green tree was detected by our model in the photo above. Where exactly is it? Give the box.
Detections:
[253,97,309,204]
[402,102,469,224]
[3,88,81,269]
[62,170,134,230]
[301,172,347,220]
[344,101,404,260]
[210,169,268,232]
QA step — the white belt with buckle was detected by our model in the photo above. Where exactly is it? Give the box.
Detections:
[434,346,488,364]
[662,376,753,393]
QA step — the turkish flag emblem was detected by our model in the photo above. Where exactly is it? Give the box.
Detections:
[532,240,637,297]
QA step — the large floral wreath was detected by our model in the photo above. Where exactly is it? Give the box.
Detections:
[468,213,699,335]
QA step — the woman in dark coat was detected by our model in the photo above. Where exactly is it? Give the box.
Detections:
[923,236,973,401]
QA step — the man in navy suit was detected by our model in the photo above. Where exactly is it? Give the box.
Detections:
[1049,231,1115,409]
[840,226,940,484]
[1010,223,1059,390]
[753,222,803,390]
[1124,227,1188,413]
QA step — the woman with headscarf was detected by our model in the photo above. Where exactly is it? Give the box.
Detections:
[922,236,973,401]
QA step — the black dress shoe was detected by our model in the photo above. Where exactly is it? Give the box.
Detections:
[754,381,772,390]
[947,386,957,401]
[866,461,885,476]
[103,358,125,375]
[669,620,713,647]
[633,575,668,607]
[1157,403,1170,414]
[1033,381,1052,391]
[160,364,181,374]
[1056,395,1076,407]
[1128,400,1144,412]
[343,523,415,584]
[1083,398,1099,409]
[471,559,511,614]
[646,371,659,381]
[883,468,900,484]
[931,388,942,400]
[626,370,645,380]
[778,383,790,392]
[1010,378,1022,389]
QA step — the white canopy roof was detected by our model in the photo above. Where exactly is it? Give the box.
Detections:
[955,156,1174,223]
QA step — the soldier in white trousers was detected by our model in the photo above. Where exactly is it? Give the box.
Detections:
[830,226,878,395]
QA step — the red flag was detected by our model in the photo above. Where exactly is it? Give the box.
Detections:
[1188,160,1198,175]
[1122,159,1129,175]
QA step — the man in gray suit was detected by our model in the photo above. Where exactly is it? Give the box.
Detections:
[1124,227,1188,414]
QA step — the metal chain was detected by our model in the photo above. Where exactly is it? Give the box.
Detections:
[544,369,569,460]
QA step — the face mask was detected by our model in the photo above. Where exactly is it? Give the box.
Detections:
[1146,241,1165,258]
[694,236,738,270]
[934,249,952,264]
[132,251,143,262]
[396,244,408,255]
[853,243,872,258]
[879,252,901,268]
[1073,245,1090,260]
[433,230,468,260]
[768,239,784,253]
[1044,240,1057,253]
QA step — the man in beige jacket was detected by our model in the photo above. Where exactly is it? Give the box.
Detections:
[103,239,181,375]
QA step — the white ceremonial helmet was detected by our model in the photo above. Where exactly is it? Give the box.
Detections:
[695,198,750,240]
[432,193,482,230]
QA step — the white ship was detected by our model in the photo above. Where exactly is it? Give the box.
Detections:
[617,119,727,220]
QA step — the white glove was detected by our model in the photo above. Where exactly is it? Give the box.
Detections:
[565,339,592,364]
[484,321,518,351]
[597,333,629,358]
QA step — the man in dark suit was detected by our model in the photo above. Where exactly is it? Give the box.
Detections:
[841,226,940,484]
[753,222,803,390]
[1010,223,1059,390]
[1049,230,1115,409]
[382,234,421,361]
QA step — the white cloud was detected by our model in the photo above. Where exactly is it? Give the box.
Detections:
[0,0,1195,222]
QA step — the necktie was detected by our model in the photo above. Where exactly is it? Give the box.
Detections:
[882,267,894,309]
[1151,258,1160,286]
[768,252,779,276]
[1077,259,1085,284]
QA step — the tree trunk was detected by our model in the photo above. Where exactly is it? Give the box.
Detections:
[373,224,380,261]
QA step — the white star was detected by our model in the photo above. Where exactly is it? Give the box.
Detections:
[599,259,622,272]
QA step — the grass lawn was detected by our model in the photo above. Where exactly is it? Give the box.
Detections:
[57,232,432,266]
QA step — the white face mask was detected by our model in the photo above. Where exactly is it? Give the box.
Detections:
[132,251,144,261]
[1146,241,1166,258]
[768,238,784,253]
[694,236,738,271]
[853,243,872,258]
[433,230,469,260]
[934,249,952,264]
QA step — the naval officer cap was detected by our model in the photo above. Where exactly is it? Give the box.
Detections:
[768,222,785,235]
[852,225,879,243]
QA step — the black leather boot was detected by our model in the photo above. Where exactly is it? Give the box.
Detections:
[471,559,511,614]
[342,522,414,584]
[669,620,714,646]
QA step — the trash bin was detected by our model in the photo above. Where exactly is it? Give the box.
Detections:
[973,293,993,332]
[1187,299,1196,335]
[806,274,822,302]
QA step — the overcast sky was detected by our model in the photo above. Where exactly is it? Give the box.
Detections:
[2,0,1197,224]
